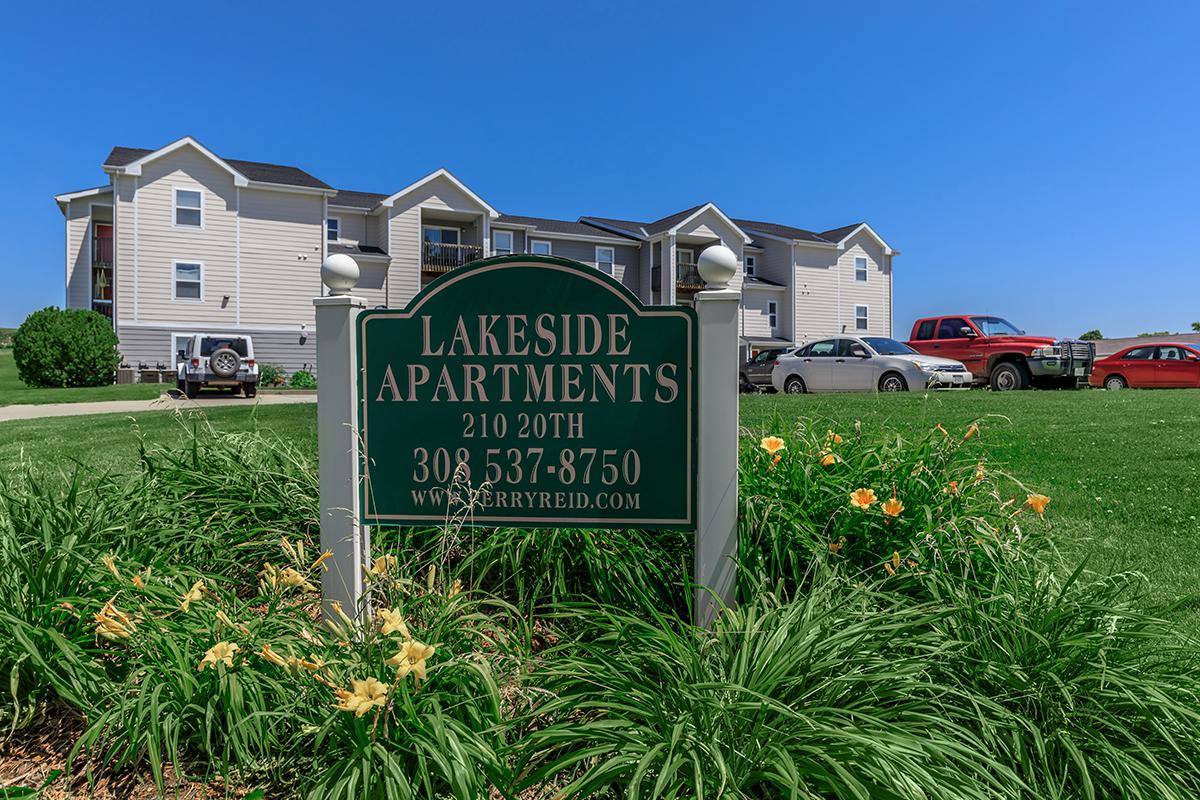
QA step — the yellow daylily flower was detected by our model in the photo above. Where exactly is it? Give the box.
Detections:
[849,488,877,509]
[448,579,463,598]
[882,496,904,517]
[369,554,397,578]
[94,599,135,641]
[964,423,979,441]
[100,554,121,579]
[279,568,318,592]
[311,550,334,571]
[180,579,206,613]
[258,643,289,668]
[198,641,239,671]
[334,677,389,717]
[376,608,410,638]
[386,640,436,684]
[759,436,786,455]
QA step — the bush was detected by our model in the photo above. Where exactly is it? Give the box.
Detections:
[289,369,316,389]
[257,363,287,387]
[12,307,121,388]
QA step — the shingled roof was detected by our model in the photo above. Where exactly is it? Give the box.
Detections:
[329,189,390,209]
[103,146,332,190]
[495,214,641,239]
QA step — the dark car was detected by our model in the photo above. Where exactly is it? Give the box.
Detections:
[740,348,788,392]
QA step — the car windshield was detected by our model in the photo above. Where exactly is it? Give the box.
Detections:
[201,338,249,357]
[970,316,1023,336]
[862,337,916,355]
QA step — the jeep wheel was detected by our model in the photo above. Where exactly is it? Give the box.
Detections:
[989,362,1029,392]
[739,374,754,393]
[783,375,806,394]
[243,383,257,398]
[879,372,908,392]
[176,377,185,393]
[1104,374,1127,391]
[209,347,241,378]
[184,381,199,399]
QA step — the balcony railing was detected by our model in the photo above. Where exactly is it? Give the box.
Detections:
[93,236,114,266]
[676,263,705,291]
[422,242,484,273]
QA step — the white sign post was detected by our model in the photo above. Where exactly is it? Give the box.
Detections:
[693,245,740,627]
[313,247,740,628]
[314,254,368,621]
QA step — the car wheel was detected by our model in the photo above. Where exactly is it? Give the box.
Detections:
[878,372,908,392]
[209,347,241,379]
[176,377,185,392]
[989,362,1029,392]
[739,374,754,393]
[783,375,806,394]
[1104,374,1127,391]
[184,381,199,399]
[243,383,257,398]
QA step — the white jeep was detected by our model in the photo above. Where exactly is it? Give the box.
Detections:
[176,334,259,398]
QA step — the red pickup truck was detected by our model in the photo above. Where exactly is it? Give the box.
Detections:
[906,315,1095,391]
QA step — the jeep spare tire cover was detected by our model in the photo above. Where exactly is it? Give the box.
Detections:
[209,347,241,378]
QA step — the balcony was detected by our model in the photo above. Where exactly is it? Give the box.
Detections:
[676,263,705,292]
[93,235,113,266]
[422,241,484,273]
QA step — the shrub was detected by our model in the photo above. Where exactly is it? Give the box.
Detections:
[257,362,287,387]
[289,369,316,389]
[12,307,121,387]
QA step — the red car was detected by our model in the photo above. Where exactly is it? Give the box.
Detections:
[1089,343,1200,390]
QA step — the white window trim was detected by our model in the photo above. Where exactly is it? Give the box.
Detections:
[767,300,778,329]
[172,260,204,303]
[530,239,552,255]
[745,255,757,276]
[854,304,869,331]
[326,216,341,242]
[595,245,615,275]
[854,256,868,282]
[423,225,461,244]
[676,247,694,265]
[493,230,514,255]
[172,186,205,229]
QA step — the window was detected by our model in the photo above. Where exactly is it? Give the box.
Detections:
[970,316,1023,336]
[1122,347,1155,360]
[596,246,615,275]
[1157,346,1187,361]
[745,255,757,276]
[676,248,694,266]
[530,239,552,255]
[807,339,837,357]
[493,230,513,255]
[767,300,778,329]
[423,226,460,245]
[855,305,869,331]
[173,334,194,360]
[914,320,936,340]
[855,256,868,282]
[937,317,971,339]
[838,339,870,358]
[174,262,202,301]
[326,218,340,242]
[174,188,203,227]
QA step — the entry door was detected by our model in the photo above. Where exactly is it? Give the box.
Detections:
[800,339,836,391]
[1118,346,1156,386]
[1152,346,1200,387]
[833,339,877,391]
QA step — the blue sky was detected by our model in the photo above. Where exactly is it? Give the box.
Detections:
[2,0,1197,337]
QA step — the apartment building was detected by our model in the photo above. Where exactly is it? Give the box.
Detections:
[55,136,898,371]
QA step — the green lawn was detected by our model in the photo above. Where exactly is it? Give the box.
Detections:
[1,388,1197,632]
[0,348,162,406]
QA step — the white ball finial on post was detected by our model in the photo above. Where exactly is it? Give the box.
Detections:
[321,253,360,296]
[697,244,738,289]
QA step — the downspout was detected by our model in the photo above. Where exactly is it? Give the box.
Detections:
[133,175,140,323]
[235,187,241,325]
[789,242,797,345]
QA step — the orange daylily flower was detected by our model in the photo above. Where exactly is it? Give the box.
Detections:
[828,541,844,554]
[1027,494,1051,514]
[882,496,904,517]
[760,436,786,456]
[820,452,837,467]
[945,480,959,496]
[973,462,986,484]
[964,423,979,441]
[826,430,843,445]
[936,423,949,438]
[849,488,877,509]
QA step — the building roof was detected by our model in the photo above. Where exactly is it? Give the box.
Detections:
[644,204,710,236]
[329,243,388,256]
[580,216,649,238]
[103,146,332,190]
[329,189,389,209]
[818,222,867,243]
[495,214,641,239]
[743,275,786,289]
[734,219,835,244]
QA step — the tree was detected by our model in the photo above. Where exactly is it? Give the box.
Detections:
[1079,330,1104,341]
[1137,331,1170,338]
[1192,321,1200,332]
[12,307,121,388]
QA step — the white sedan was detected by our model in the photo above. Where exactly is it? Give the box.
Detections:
[771,336,972,393]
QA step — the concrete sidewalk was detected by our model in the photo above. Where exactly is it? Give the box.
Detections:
[0,392,316,422]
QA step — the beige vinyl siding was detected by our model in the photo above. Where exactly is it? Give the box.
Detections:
[792,243,840,343]
[741,289,784,339]
[239,187,324,326]
[331,211,367,246]
[65,197,109,309]
[837,233,890,336]
[118,146,239,326]
[674,209,745,293]
[117,324,316,374]
[369,212,389,251]
[538,238,640,293]
[639,240,653,303]
[114,176,135,322]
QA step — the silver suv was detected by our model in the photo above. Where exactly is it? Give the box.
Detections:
[176,334,259,398]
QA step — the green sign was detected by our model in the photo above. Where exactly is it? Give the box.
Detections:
[356,255,697,529]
